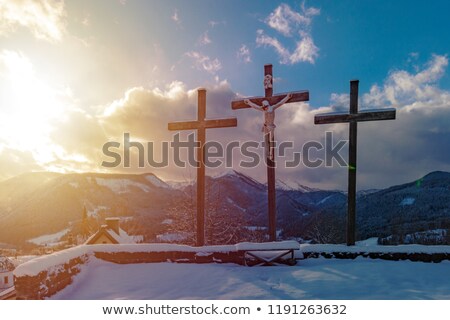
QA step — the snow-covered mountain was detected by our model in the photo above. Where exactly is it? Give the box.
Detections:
[0,172,184,245]
[0,170,449,247]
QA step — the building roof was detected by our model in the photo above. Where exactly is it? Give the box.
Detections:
[0,256,15,273]
[85,225,138,245]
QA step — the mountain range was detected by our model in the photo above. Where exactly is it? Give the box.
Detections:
[0,170,449,247]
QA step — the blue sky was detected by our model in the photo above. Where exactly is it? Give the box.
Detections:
[1,0,450,189]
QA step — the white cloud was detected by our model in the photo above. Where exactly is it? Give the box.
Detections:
[208,20,225,28]
[256,29,290,63]
[197,31,211,46]
[289,33,319,64]
[237,44,251,63]
[171,9,181,26]
[362,54,449,108]
[185,51,222,74]
[265,3,312,36]
[0,0,66,41]
[256,29,318,64]
[257,2,320,64]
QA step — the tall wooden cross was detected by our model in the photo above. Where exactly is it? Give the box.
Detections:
[168,88,237,246]
[232,64,309,241]
[314,80,396,246]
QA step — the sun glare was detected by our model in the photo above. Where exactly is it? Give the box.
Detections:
[0,50,70,166]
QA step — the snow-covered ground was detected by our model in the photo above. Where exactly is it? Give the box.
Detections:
[400,197,416,206]
[96,178,150,193]
[28,228,70,246]
[50,257,450,300]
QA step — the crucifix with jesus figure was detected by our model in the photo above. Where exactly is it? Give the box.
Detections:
[314,80,396,246]
[232,64,309,241]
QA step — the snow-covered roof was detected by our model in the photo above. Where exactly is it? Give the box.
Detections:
[0,256,15,273]
[85,225,137,245]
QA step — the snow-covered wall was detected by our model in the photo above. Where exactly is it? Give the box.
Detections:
[301,243,450,262]
[14,242,450,299]
[14,242,301,299]
[15,253,89,299]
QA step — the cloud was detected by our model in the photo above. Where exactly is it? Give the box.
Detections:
[289,33,319,64]
[364,54,449,108]
[0,144,43,180]
[208,20,226,28]
[185,51,222,74]
[265,3,311,36]
[54,54,450,189]
[171,9,181,26]
[322,54,450,188]
[0,0,66,41]
[256,30,290,62]
[197,31,212,46]
[237,44,251,63]
[257,2,320,64]
[1,50,449,191]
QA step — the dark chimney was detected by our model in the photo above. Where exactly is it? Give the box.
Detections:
[105,218,120,234]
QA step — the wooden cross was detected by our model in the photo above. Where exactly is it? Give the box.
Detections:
[314,80,396,246]
[168,88,237,246]
[232,64,309,241]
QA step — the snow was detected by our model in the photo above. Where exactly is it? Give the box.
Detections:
[400,197,416,206]
[276,179,318,192]
[50,257,450,299]
[95,178,150,193]
[8,255,38,267]
[14,242,300,277]
[317,194,334,205]
[107,228,139,244]
[245,226,266,231]
[300,243,450,254]
[87,205,108,217]
[28,228,70,246]
[226,197,246,211]
[14,246,90,277]
[0,256,15,272]
[161,219,173,225]
[165,180,192,190]
[356,237,379,246]
[145,175,170,188]
[156,232,189,242]
[403,229,448,244]
[214,169,239,179]
[0,286,15,296]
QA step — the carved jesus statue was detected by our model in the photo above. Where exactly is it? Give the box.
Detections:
[244,93,292,159]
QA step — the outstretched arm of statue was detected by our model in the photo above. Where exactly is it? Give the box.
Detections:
[244,99,263,111]
[273,93,292,110]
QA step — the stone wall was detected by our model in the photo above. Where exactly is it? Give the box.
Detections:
[94,250,247,265]
[15,254,88,300]
[302,251,450,262]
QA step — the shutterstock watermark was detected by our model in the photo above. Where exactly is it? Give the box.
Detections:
[101,132,348,169]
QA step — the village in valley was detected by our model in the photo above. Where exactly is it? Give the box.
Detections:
[1,0,450,301]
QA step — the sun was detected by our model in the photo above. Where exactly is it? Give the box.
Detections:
[0,50,70,165]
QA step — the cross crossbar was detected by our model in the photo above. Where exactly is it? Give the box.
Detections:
[232,91,309,110]
[168,118,237,130]
[314,108,396,124]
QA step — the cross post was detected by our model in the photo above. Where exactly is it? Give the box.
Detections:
[314,80,396,245]
[168,88,237,246]
[232,64,309,241]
